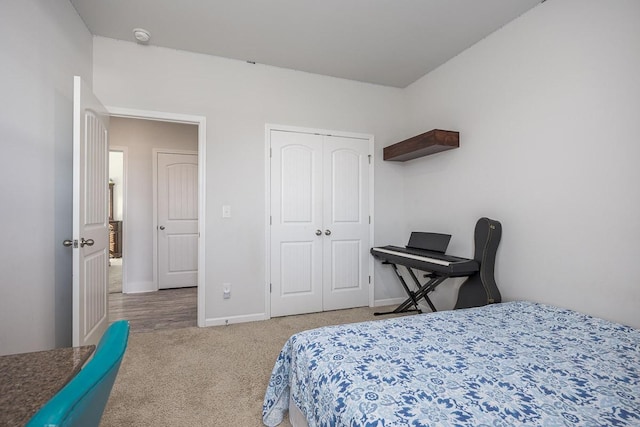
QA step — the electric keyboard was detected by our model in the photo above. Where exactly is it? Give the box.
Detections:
[370,218,502,315]
[370,246,479,275]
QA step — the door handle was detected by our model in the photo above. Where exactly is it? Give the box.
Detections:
[80,238,94,247]
[159,226,165,230]
[324,229,331,236]
[315,229,322,236]
[63,239,75,247]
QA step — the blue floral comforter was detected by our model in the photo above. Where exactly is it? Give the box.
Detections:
[262,301,640,426]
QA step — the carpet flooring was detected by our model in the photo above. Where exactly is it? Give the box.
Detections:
[101,305,403,426]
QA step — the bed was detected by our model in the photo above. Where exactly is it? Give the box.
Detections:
[262,301,640,427]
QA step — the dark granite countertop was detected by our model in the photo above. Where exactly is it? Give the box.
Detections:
[0,345,95,426]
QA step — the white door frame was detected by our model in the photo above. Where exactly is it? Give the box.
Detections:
[264,124,375,319]
[152,148,198,290]
[108,145,128,293]
[107,106,207,328]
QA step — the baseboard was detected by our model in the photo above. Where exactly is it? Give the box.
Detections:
[373,296,406,307]
[204,299,413,327]
[122,281,155,294]
[204,312,267,327]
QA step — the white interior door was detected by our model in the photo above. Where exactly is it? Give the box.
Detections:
[157,152,198,289]
[72,76,110,347]
[270,129,370,317]
[322,136,370,311]
[270,131,323,317]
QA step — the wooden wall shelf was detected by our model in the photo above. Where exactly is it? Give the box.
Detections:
[384,129,459,161]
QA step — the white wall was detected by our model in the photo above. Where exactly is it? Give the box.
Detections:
[109,117,198,293]
[0,0,93,354]
[1,0,636,355]
[403,0,640,327]
[93,37,409,323]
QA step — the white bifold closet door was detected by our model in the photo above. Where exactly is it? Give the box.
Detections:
[270,129,370,317]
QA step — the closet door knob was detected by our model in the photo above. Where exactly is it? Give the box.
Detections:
[324,229,331,236]
[315,229,322,236]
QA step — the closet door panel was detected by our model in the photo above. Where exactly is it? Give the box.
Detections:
[270,131,323,317]
[322,136,370,311]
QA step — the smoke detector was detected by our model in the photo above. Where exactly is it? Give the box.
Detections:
[133,28,151,44]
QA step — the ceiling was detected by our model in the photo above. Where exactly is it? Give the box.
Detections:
[69,0,541,88]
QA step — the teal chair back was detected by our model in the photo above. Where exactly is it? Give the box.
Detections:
[26,320,130,427]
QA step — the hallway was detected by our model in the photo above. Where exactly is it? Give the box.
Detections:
[108,287,197,333]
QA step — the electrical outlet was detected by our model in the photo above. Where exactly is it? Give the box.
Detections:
[223,283,231,299]
[222,205,231,218]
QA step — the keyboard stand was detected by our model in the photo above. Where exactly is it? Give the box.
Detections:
[374,262,446,316]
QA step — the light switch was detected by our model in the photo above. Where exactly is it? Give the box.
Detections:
[222,205,231,218]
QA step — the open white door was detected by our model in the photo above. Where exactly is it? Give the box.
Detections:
[72,76,110,347]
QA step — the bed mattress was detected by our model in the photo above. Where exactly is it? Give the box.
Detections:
[263,301,640,426]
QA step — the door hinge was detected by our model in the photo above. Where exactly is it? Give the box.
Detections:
[270,216,272,225]
[270,283,272,293]
[368,154,371,164]
[368,275,371,284]
[369,215,371,224]
[270,148,272,157]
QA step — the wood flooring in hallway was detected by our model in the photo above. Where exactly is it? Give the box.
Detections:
[108,287,197,333]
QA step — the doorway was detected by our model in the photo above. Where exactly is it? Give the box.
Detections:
[106,108,206,328]
[108,148,125,294]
